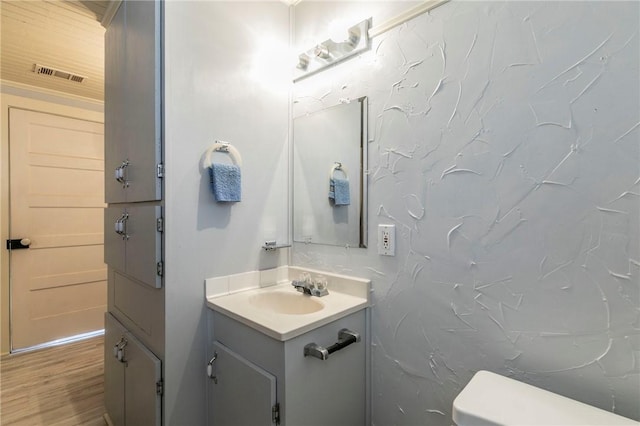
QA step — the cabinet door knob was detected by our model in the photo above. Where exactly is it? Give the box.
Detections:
[114,337,127,362]
[206,353,218,383]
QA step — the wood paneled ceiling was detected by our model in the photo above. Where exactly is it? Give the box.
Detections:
[1,1,108,101]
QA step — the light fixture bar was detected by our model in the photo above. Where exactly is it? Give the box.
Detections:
[293,18,371,82]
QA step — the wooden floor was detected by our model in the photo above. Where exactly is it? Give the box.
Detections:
[0,336,106,426]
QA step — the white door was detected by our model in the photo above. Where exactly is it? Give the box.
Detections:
[9,108,106,350]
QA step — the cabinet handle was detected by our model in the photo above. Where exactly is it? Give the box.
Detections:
[115,160,130,188]
[304,328,361,361]
[206,352,218,383]
[114,213,129,240]
[113,337,128,363]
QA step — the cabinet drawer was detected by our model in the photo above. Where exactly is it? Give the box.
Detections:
[109,268,164,357]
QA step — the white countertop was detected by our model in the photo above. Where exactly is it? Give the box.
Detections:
[206,281,369,341]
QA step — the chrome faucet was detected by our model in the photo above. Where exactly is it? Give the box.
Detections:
[291,273,329,297]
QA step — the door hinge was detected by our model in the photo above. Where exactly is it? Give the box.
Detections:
[156,217,164,233]
[157,261,164,277]
[272,403,280,425]
[156,379,164,396]
[157,163,164,178]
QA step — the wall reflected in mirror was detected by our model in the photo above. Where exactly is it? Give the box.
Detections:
[293,97,367,247]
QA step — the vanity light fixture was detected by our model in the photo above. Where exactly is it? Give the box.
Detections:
[294,18,371,82]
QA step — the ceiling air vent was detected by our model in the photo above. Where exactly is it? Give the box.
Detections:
[33,64,87,83]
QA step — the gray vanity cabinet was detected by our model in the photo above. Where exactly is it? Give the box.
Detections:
[105,0,162,204]
[104,204,163,289]
[209,309,366,426]
[105,313,162,426]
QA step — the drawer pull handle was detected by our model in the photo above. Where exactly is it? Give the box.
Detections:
[304,328,360,361]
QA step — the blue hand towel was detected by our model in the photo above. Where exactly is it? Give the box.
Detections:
[329,177,350,206]
[209,163,241,202]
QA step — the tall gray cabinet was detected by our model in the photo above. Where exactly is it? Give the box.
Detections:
[104,1,164,425]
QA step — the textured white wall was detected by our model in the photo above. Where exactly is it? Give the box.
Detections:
[163,2,290,423]
[292,1,640,423]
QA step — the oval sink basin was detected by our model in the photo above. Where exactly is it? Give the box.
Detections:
[249,291,324,315]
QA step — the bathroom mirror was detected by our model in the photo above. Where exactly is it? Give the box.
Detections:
[293,97,367,247]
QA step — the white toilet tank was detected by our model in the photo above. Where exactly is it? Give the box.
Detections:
[452,370,639,426]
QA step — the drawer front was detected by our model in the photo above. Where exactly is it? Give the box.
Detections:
[109,268,165,357]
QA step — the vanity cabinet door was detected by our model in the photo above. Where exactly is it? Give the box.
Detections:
[211,341,277,426]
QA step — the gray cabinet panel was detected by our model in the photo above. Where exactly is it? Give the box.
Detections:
[104,206,127,273]
[126,205,162,288]
[285,313,366,426]
[105,313,127,426]
[212,341,277,426]
[112,269,165,357]
[122,0,162,203]
[104,3,127,204]
[125,332,162,426]
[104,0,161,204]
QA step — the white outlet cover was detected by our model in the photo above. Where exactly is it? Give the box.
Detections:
[378,224,395,256]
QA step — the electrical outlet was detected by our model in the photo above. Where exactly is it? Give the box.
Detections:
[378,224,395,256]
